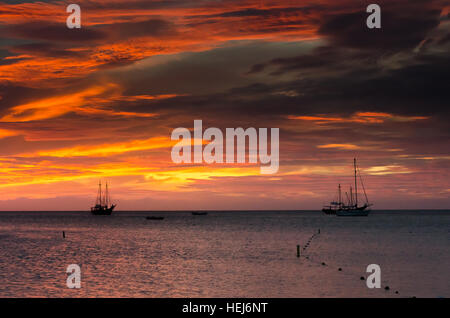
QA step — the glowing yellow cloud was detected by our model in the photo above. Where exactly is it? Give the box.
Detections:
[32,137,175,157]
[317,144,361,150]
[146,166,261,185]
[364,165,412,175]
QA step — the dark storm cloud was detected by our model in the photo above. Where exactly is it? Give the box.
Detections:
[184,5,324,31]
[103,19,177,39]
[247,0,448,78]
[7,22,105,43]
[6,19,176,44]
[236,0,449,122]
[318,9,441,51]
[254,54,449,117]
[9,43,88,58]
[246,46,371,75]
[200,6,323,18]
[98,21,448,125]
[249,1,447,75]
[436,33,450,45]
[317,0,447,52]
[110,41,314,96]
[123,51,449,128]
[78,0,190,11]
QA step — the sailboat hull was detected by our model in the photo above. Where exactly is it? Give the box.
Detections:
[90,205,115,215]
[322,208,337,215]
[336,207,370,216]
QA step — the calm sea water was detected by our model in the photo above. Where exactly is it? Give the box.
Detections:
[0,210,449,298]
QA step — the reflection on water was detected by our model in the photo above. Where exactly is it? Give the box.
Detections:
[0,210,449,297]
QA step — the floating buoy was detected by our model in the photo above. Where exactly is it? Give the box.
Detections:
[385,286,390,291]
[297,245,300,257]
[360,276,365,280]
[338,268,342,271]
[395,291,399,294]
[62,231,65,238]
[321,262,326,266]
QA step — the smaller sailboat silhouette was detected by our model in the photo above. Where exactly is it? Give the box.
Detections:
[322,158,372,216]
[91,181,116,215]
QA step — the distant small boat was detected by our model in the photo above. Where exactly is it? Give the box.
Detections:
[322,158,372,216]
[146,216,164,220]
[91,181,116,215]
[192,212,208,216]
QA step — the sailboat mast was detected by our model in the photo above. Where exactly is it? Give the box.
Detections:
[354,158,358,207]
[350,186,353,206]
[105,182,109,207]
[98,181,102,205]
[338,184,341,207]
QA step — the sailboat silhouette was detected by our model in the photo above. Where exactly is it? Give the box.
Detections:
[322,158,372,216]
[91,181,116,215]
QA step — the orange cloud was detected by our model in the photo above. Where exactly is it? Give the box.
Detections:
[1,85,112,122]
[317,144,361,150]
[289,112,429,124]
[0,129,19,139]
[0,83,175,122]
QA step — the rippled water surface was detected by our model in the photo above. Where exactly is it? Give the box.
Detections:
[0,210,449,297]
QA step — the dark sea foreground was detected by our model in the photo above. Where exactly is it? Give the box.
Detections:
[0,210,449,297]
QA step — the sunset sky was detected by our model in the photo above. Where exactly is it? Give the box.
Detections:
[0,0,449,210]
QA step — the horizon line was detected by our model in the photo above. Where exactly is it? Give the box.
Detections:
[0,209,449,212]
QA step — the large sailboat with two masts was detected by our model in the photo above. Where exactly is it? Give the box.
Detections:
[322,158,372,216]
[91,181,116,215]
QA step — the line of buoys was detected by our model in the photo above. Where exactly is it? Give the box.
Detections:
[300,229,321,254]
[306,258,402,296]
[299,229,404,297]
